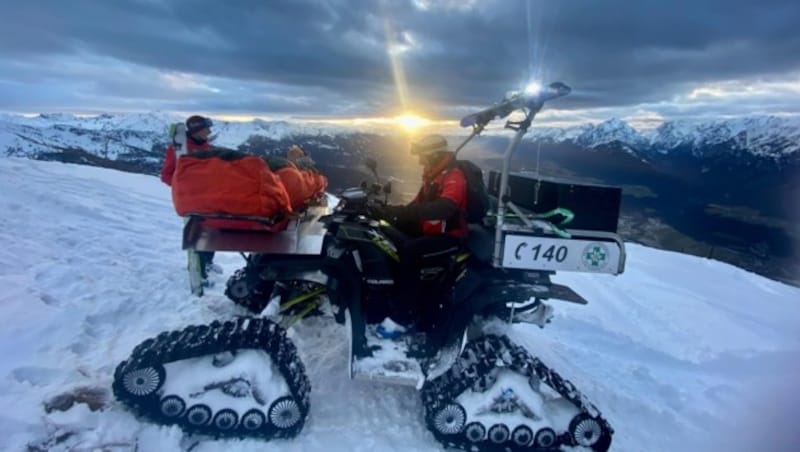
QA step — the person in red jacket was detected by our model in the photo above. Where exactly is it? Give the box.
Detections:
[159,115,221,282]
[377,134,469,333]
[380,133,468,239]
[160,115,213,186]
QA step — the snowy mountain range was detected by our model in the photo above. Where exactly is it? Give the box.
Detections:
[1,112,799,167]
[532,115,800,161]
[0,112,372,175]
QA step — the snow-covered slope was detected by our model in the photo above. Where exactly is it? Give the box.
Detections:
[1,158,799,452]
[574,118,649,150]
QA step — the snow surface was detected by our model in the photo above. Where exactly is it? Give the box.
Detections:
[1,158,799,451]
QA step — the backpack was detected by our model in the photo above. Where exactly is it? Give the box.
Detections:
[453,160,490,223]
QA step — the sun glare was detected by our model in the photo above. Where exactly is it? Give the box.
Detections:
[394,113,431,131]
[524,81,542,96]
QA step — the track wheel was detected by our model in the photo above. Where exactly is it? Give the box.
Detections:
[213,408,239,431]
[488,424,510,444]
[159,395,186,419]
[269,396,302,430]
[225,269,271,313]
[432,403,466,435]
[512,425,533,446]
[464,422,486,443]
[121,365,165,397]
[570,413,608,449]
[534,427,557,448]
[226,273,251,301]
[241,408,267,431]
[186,404,212,426]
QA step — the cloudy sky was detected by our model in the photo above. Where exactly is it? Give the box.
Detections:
[1,0,799,126]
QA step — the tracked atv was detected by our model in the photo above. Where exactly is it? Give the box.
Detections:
[114,82,626,451]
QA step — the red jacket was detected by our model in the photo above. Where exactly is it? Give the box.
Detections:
[412,156,468,238]
[159,137,211,186]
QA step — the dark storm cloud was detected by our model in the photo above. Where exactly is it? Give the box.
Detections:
[397,0,800,109]
[0,0,798,118]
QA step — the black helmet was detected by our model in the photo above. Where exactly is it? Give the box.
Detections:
[186,115,213,134]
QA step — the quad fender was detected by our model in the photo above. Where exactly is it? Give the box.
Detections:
[434,265,567,345]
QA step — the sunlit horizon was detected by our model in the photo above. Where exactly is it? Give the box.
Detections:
[4,99,799,134]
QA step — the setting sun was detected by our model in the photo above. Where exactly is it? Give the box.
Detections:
[394,113,431,131]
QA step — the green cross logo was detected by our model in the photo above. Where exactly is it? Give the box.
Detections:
[582,243,609,269]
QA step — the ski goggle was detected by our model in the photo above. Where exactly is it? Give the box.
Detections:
[187,117,213,132]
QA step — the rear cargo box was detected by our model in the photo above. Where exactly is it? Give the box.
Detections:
[487,171,622,232]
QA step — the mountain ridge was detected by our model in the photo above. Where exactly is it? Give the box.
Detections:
[2,112,799,163]
[532,114,800,160]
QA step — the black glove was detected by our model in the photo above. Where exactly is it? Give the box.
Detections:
[375,204,405,222]
[381,204,422,223]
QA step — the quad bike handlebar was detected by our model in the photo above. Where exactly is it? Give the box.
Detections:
[458,81,571,129]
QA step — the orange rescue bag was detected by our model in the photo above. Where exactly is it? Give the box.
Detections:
[171,150,292,219]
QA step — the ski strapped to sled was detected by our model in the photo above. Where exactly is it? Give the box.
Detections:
[421,334,612,451]
[112,318,310,440]
[170,123,205,297]
[187,247,205,297]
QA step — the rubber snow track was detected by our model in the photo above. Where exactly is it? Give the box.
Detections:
[112,317,310,440]
[421,334,612,451]
[225,267,272,314]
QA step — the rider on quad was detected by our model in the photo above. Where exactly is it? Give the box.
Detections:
[376,134,469,331]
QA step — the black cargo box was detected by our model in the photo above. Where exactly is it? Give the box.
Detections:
[487,171,622,232]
